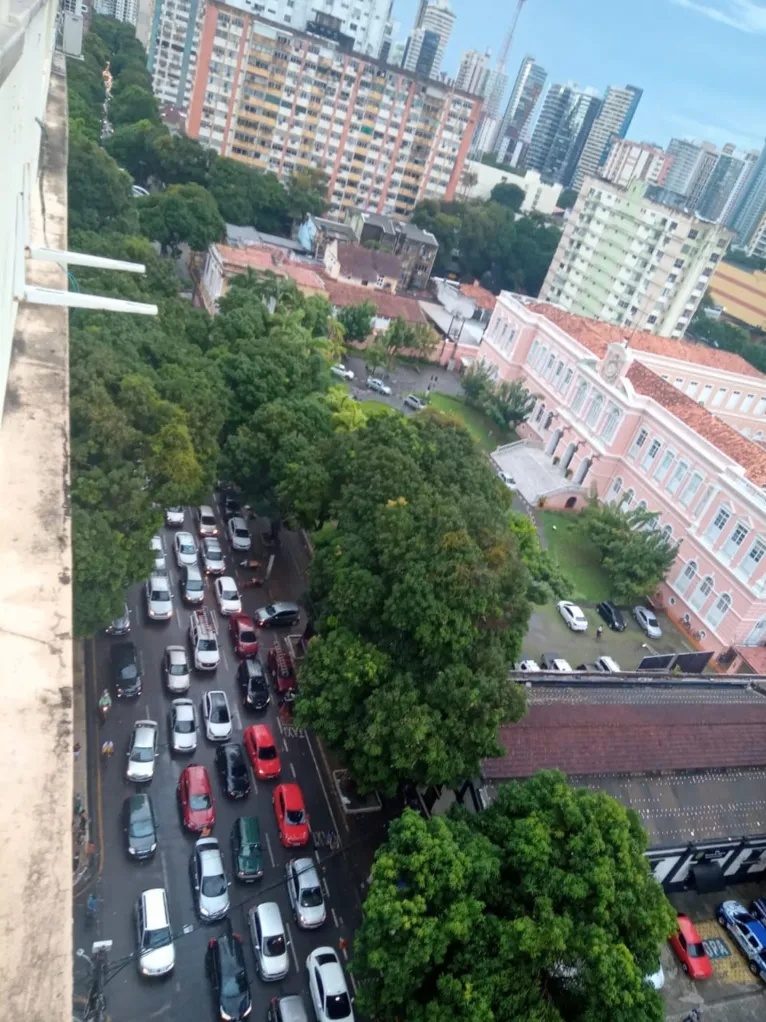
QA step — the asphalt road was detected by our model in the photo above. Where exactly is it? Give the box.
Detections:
[343,353,463,410]
[77,500,381,1022]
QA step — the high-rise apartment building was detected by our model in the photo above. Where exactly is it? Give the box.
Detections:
[493,55,546,164]
[730,141,766,246]
[600,139,665,188]
[481,66,508,120]
[94,0,139,23]
[746,209,766,260]
[455,48,490,94]
[696,145,756,224]
[402,0,454,78]
[662,138,718,201]
[540,176,731,338]
[570,84,642,190]
[148,0,205,109]
[188,5,481,217]
[458,49,508,157]
[525,83,600,187]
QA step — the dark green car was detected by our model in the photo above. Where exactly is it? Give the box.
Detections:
[231,817,263,882]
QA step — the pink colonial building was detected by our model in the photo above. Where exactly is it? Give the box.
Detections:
[467,293,766,657]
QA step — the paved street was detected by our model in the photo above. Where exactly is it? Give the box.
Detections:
[75,500,386,1022]
[343,352,463,409]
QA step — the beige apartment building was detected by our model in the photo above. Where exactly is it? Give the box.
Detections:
[186,3,481,217]
[540,176,732,338]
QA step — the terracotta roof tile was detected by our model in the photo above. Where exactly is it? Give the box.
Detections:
[528,301,764,379]
[217,243,326,290]
[627,362,766,485]
[460,282,497,311]
[321,276,425,323]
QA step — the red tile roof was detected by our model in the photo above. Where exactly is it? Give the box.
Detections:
[528,302,764,379]
[484,698,766,779]
[460,282,497,311]
[733,646,766,673]
[217,244,326,290]
[627,362,766,485]
[321,277,425,323]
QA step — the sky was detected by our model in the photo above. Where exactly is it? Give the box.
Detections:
[393,0,766,152]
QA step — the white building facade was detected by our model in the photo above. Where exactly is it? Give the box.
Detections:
[571,84,642,190]
[601,139,666,189]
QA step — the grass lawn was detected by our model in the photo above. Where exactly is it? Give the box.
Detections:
[539,510,612,603]
[427,393,515,453]
[363,400,397,417]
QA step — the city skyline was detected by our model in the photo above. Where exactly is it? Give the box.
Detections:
[394,0,766,151]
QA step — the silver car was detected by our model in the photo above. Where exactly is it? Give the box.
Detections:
[181,564,205,605]
[126,720,159,783]
[366,377,391,396]
[633,605,662,639]
[404,394,426,411]
[165,507,185,528]
[174,530,198,568]
[145,574,173,621]
[106,603,131,635]
[200,537,225,575]
[164,645,190,693]
[197,505,218,538]
[190,837,230,921]
[227,516,252,552]
[249,901,289,981]
[150,534,166,573]
[286,858,326,929]
[169,698,197,754]
[202,690,232,742]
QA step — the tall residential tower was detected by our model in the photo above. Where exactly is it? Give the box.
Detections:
[525,82,600,186]
[571,84,642,190]
[493,54,546,164]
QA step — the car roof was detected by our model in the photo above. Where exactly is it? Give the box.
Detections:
[149,573,170,587]
[167,645,187,660]
[199,505,214,515]
[184,563,203,578]
[199,844,224,869]
[141,888,169,927]
[126,793,151,812]
[111,641,136,661]
[254,901,283,932]
[270,601,298,612]
[204,537,222,550]
[230,516,248,527]
[278,783,304,806]
[173,698,194,715]
[213,932,245,966]
[311,948,346,991]
[677,914,700,939]
[209,690,228,704]
[234,613,255,628]
[220,742,244,760]
[219,576,237,587]
[292,857,319,884]
[185,764,210,786]
[251,724,274,743]
[177,530,194,540]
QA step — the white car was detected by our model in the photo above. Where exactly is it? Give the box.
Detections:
[557,600,588,632]
[165,507,185,527]
[126,720,159,782]
[366,377,391,396]
[286,857,326,929]
[169,698,197,754]
[227,516,252,552]
[135,888,175,977]
[190,837,230,921]
[215,576,242,616]
[164,645,190,693]
[200,537,225,575]
[150,534,166,573]
[249,902,289,981]
[174,530,198,568]
[202,690,232,741]
[330,363,354,380]
[514,659,540,672]
[307,947,354,1022]
[540,653,574,672]
[496,469,516,489]
[145,574,173,621]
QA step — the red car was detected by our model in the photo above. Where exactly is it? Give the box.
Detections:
[267,644,297,703]
[273,783,309,847]
[244,724,281,780]
[669,914,713,979]
[178,764,216,833]
[229,613,259,658]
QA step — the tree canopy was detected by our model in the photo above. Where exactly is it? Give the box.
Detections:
[557,187,578,209]
[462,361,538,430]
[137,183,226,255]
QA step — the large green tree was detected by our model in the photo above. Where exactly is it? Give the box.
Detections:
[109,84,160,127]
[337,301,376,341]
[138,183,226,255]
[68,125,137,233]
[106,119,167,186]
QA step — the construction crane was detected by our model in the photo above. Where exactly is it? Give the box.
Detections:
[496,0,527,71]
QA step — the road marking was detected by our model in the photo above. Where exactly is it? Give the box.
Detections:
[221,646,230,672]
[233,706,242,732]
[341,944,348,961]
[285,921,299,974]
[348,969,357,994]
[90,640,105,877]
[276,715,284,736]
[265,831,276,868]
[322,877,330,899]
[283,738,290,753]
[331,907,338,928]
[289,761,296,779]
[305,733,343,836]
[314,850,321,866]
[146,702,152,719]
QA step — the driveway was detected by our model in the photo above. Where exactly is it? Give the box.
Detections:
[343,353,463,412]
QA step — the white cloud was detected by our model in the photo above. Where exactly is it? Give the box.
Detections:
[671,0,766,33]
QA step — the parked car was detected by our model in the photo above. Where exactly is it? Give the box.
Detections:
[633,605,662,639]
[514,658,540,672]
[286,857,326,929]
[181,564,205,605]
[496,469,516,489]
[404,394,426,411]
[216,743,251,800]
[221,495,242,522]
[669,914,713,979]
[255,601,300,628]
[126,720,159,783]
[164,644,190,693]
[231,816,264,882]
[206,933,251,1022]
[576,655,622,673]
[165,507,185,527]
[330,363,354,380]
[227,516,252,552]
[753,898,766,924]
[169,698,198,754]
[190,607,220,671]
[111,641,143,698]
[238,657,270,711]
[273,783,310,847]
[202,690,233,742]
[245,724,281,780]
[200,537,225,575]
[230,613,259,658]
[145,573,173,621]
[268,996,310,1022]
[716,900,766,979]
[178,764,215,833]
[557,600,588,631]
[539,652,573,672]
[135,888,175,977]
[215,576,242,616]
[105,603,130,635]
[597,600,626,632]
[196,504,218,537]
[150,533,166,573]
[190,837,230,921]
[123,793,158,860]
[249,901,290,981]
[173,531,198,568]
[366,377,391,396]
[306,947,354,1022]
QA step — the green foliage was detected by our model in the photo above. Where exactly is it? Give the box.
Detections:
[285,167,329,220]
[68,125,138,233]
[557,187,578,209]
[725,250,766,272]
[138,183,226,255]
[208,159,290,232]
[106,119,167,185]
[580,498,680,602]
[462,362,537,429]
[337,302,376,341]
[355,772,676,1022]
[110,84,161,127]
[490,181,525,211]
[154,132,217,187]
[508,511,573,603]
[381,317,439,362]
[688,300,766,372]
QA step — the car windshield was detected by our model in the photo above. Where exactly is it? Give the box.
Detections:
[120,664,138,680]
[180,540,195,553]
[230,760,247,777]
[175,718,195,734]
[264,934,286,957]
[186,579,204,592]
[326,993,351,1020]
[300,885,323,908]
[130,815,154,839]
[242,842,260,856]
[190,793,211,810]
[211,703,230,723]
[221,968,247,998]
[143,926,171,951]
[286,808,305,825]
[263,604,277,616]
[222,588,238,601]
[234,527,249,538]
[687,941,706,957]
[132,745,154,763]
[169,663,187,675]
[199,639,218,652]
[201,514,216,526]
[239,628,257,643]
[151,588,169,601]
[201,873,227,897]
[259,744,277,760]
[207,549,223,562]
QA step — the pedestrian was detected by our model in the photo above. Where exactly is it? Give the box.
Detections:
[73,742,81,761]
[79,810,88,836]
[338,936,348,952]
[596,626,603,640]
[100,739,114,759]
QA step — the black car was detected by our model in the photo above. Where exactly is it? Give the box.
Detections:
[215,743,251,799]
[596,601,626,632]
[254,602,300,628]
[237,658,270,711]
[221,495,242,522]
[206,933,251,1022]
[123,793,157,859]
[111,641,143,698]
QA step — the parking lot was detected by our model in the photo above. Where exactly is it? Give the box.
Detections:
[522,601,696,672]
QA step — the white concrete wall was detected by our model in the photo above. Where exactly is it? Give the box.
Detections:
[463,160,561,214]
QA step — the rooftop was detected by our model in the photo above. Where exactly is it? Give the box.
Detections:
[397,222,438,247]
[708,263,766,330]
[322,277,425,323]
[336,243,401,282]
[216,243,326,291]
[460,281,497,311]
[358,211,396,234]
[225,223,306,252]
[312,217,357,243]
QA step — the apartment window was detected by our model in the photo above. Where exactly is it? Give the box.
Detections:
[544,354,557,379]
[528,340,539,365]
[535,345,548,371]
[666,459,689,495]
[620,488,635,509]
[741,393,756,413]
[740,538,766,579]
[674,377,684,389]
[690,575,714,611]
[705,507,731,542]
[711,387,727,407]
[628,428,648,459]
[756,397,766,416]
[725,390,742,410]
[653,448,675,484]
[675,559,697,595]
[677,471,703,509]
[674,258,684,268]
[685,381,698,398]
[553,361,565,386]
[723,522,749,560]
[699,384,713,404]
[707,592,731,629]
[688,228,698,239]
[586,392,604,428]
[571,380,588,414]
[641,438,662,470]
[601,404,621,443]
[607,477,623,503]
[561,368,573,391]
[693,484,715,521]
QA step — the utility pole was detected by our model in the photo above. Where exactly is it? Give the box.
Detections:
[80,940,112,1022]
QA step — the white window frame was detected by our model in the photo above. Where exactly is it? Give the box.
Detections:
[725,390,742,410]
[711,387,727,407]
[706,592,731,629]
[628,428,648,459]
[679,471,703,509]
[586,392,604,429]
[653,448,675,484]
[641,438,662,471]
[601,404,621,443]
[741,393,756,413]
[722,521,749,559]
[666,459,689,496]
[571,380,589,414]
[705,506,731,542]
[675,559,697,595]
[690,574,714,611]
[699,383,713,404]
[739,537,766,579]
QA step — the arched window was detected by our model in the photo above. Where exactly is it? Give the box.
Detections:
[586,392,604,428]
[572,380,589,414]
[690,574,714,610]
[676,559,697,595]
[601,404,621,443]
[661,524,673,541]
[635,500,648,514]
[535,345,548,371]
[620,488,634,509]
[544,412,554,431]
[528,340,539,365]
[608,477,623,503]
[707,593,731,628]
[535,402,546,423]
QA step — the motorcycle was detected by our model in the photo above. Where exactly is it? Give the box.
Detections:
[241,576,265,588]
[238,559,264,570]
[98,703,110,725]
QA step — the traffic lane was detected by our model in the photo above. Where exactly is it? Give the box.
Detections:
[344,352,463,402]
